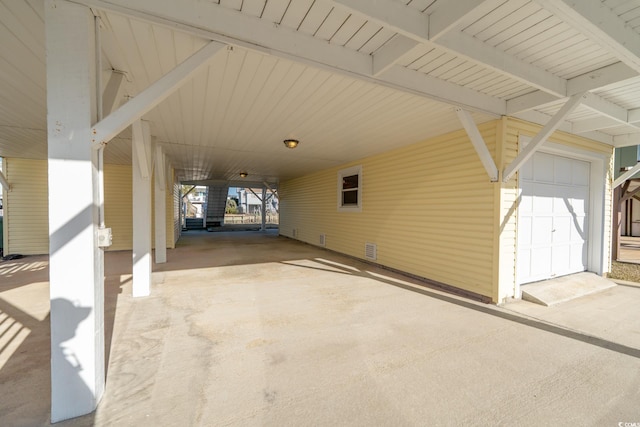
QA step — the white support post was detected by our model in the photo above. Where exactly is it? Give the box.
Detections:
[503,92,586,182]
[132,119,152,297]
[455,108,499,182]
[154,145,167,264]
[45,0,104,422]
[261,186,266,231]
[0,170,9,190]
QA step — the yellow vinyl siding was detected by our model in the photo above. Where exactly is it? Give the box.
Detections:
[281,121,499,299]
[104,164,133,251]
[3,159,178,254]
[3,158,49,255]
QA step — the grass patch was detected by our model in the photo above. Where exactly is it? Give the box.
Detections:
[608,261,640,283]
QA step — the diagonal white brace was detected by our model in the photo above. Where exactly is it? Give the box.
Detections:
[0,170,9,191]
[503,92,586,182]
[613,162,640,189]
[455,108,499,182]
[92,41,224,147]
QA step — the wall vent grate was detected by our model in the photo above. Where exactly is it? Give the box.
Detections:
[319,234,326,247]
[365,242,377,260]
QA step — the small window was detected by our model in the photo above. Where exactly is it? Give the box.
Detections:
[337,165,362,212]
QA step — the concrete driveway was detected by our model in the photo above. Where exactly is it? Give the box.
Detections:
[1,230,639,426]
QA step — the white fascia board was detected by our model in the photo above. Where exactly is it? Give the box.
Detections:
[503,93,586,182]
[93,41,224,146]
[332,0,429,40]
[0,170,9,190]
[455,108,499,181]
[372,35,420,76]
[76,0,506,116]
[534,0,640,73]
[428,0,504,41]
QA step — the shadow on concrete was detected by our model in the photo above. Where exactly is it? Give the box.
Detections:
[295,258,640,360]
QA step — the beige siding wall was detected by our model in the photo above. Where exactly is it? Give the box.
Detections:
[498,118,614,301]
[3,158,49,255]
[280,121,499,299]
[4,159,178,254]
[104,164,133,251]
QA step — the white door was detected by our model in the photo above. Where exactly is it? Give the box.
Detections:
[517,152,590,285]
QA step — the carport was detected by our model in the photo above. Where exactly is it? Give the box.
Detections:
[2,230,640,425]
[2,0,640,422]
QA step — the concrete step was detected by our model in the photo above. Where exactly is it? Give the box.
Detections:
[521,272,617,306]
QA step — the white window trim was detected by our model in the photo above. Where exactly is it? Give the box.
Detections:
[337,165,362,212]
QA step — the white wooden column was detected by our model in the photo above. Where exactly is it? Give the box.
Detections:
[45,0,104,421]
[132,120,152,297]
[154,145,167,264]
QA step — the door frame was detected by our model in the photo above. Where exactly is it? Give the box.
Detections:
[515,136,609,298]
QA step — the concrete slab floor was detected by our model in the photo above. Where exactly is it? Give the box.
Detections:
[1,230,639,426]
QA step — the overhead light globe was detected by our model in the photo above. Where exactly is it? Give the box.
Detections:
[239,172,248,178]
[283,139,299,149]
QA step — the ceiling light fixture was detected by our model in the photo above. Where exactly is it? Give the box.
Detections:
[239,172,248,178]
[283,139,299,149]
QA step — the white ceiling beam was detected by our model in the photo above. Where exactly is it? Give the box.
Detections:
[436,32,566,96]
[503,93,586,182]
[428,0,507,41]
[332,0,567,97]
[506,91,560,115]
[581,92,629,123]
[567,62,638,94]
[101,70,126,117]
[372,35,419,76]
[629,108,640,124]
[534,0,640,73]
[455,108,499,182]
[132,120,151,179]
[514,110,613,145]
[92,40,224,146]
[77,0,506,116]
[613,134,640,148]
[332,0,429,40]
[572,116,624,134]
[0,169,9,191]
[614,161,640,188]
[382,66,505,114]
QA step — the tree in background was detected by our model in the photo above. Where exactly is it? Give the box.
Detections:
[226,197,238,214]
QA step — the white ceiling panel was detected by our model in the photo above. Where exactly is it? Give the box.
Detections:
[4,0,640,184]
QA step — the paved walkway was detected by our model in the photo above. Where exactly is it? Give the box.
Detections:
[1,230,639,426]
